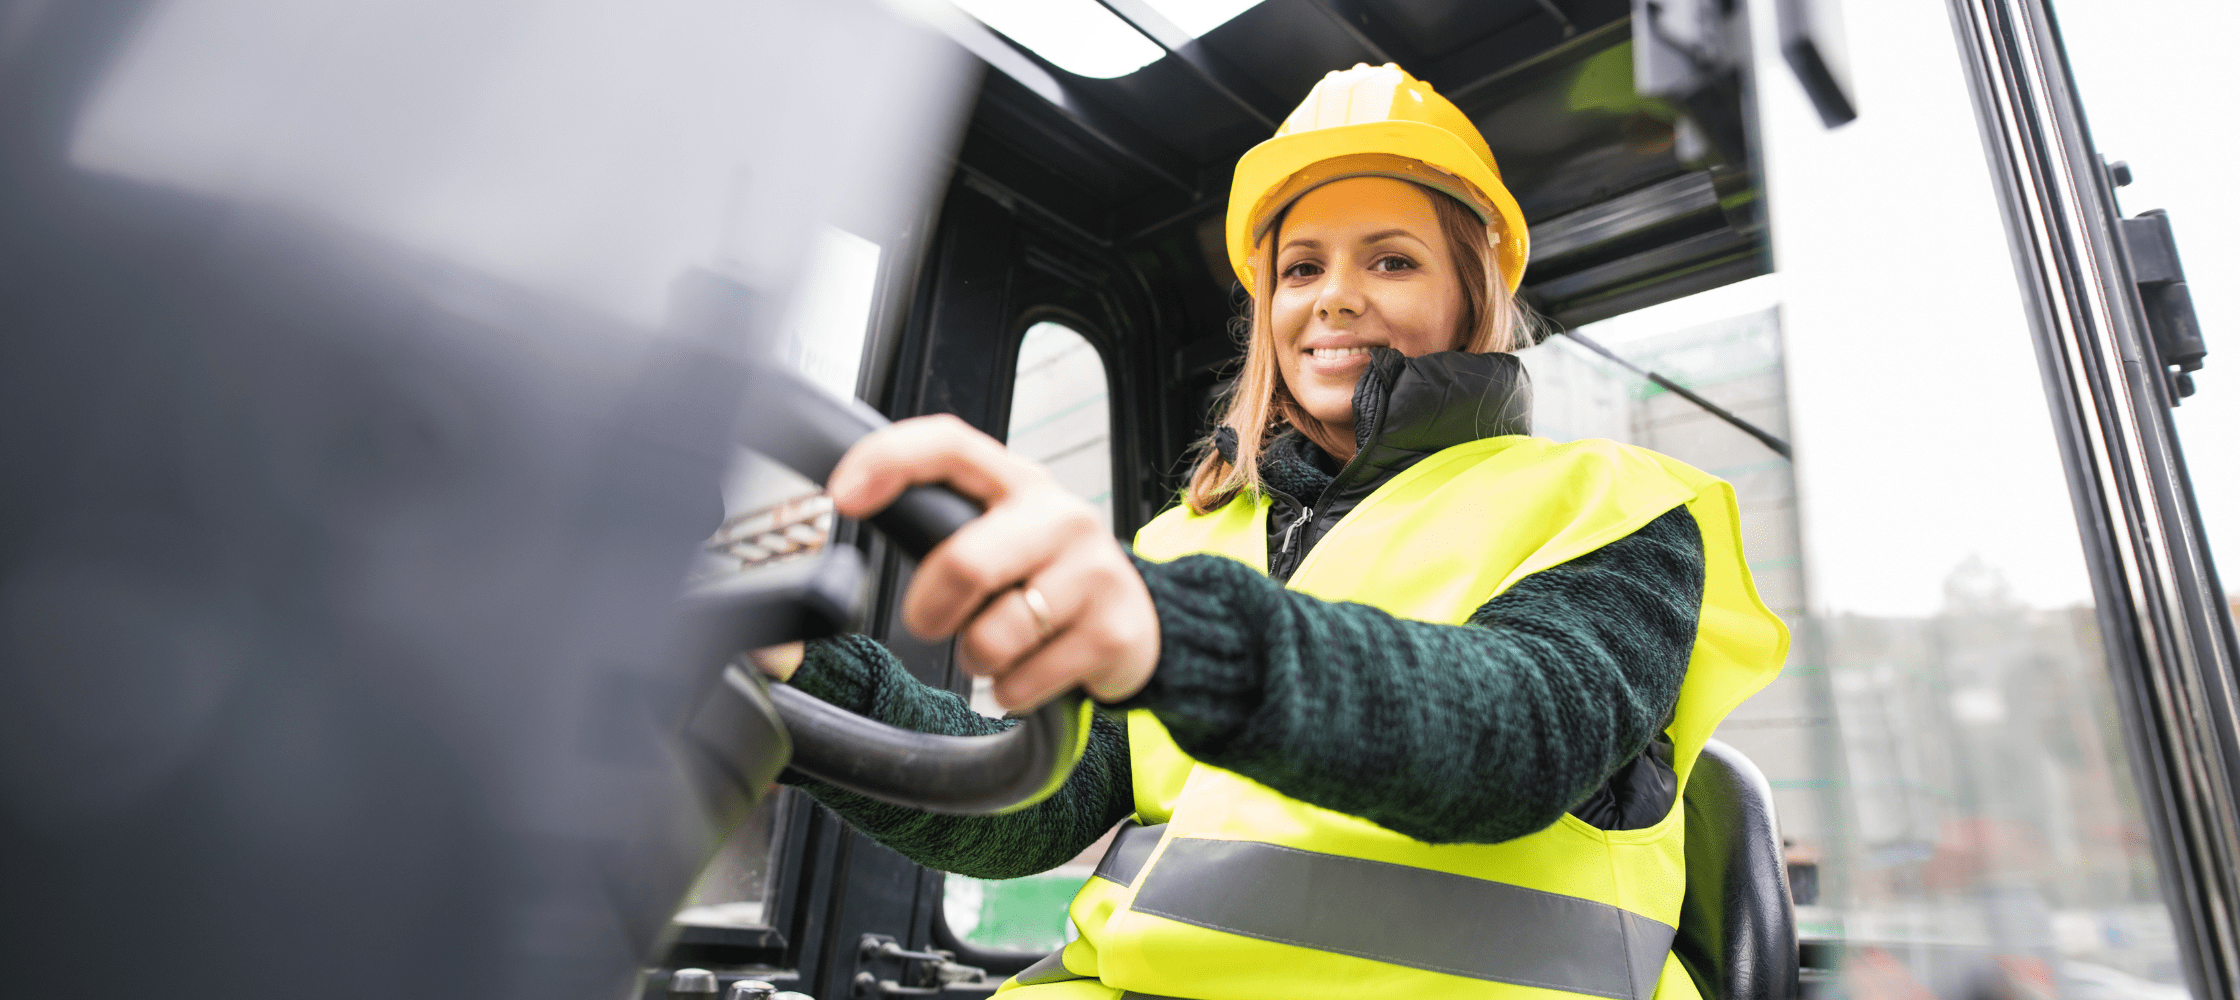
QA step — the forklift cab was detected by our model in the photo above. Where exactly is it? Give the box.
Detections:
[1,2,2230,1000]
[682,2,2232,998]
[685,6,1810,997]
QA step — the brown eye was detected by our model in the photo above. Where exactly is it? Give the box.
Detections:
[1283,260,1323,279]
[1371,255,1417,273]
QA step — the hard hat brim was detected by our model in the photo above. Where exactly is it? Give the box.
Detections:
[1226,119,1530,294]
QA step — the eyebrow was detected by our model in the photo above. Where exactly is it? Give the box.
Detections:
[1280,228,1427,253]
[1361,228,1424,245]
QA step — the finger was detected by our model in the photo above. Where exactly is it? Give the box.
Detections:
[989,602,1155,711]
[988,631,1090,712]
[902,491,1096,640]
[825,415,1029,521]
[951,536,1118,679]
[986,553,1157,709]
[955,581,1061,681]
[748,641,805,682]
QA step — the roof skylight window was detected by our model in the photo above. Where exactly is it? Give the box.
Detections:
[948,0,1162,79]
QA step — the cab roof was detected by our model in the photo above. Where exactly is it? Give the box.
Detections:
[950,0,1766,328]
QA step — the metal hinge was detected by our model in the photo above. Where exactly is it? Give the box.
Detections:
[851,934,987,997]
[2112,177,2209,401]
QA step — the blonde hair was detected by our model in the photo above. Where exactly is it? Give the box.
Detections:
[1183,185,1533,514]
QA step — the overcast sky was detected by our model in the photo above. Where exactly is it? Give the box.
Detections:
[2059,0,2240,598]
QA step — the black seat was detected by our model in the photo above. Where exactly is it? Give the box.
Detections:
[1674,738,1800,1000]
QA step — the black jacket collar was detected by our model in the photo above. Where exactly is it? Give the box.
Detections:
[1331,346,1534,496]
[1215,349,1533,578]
[1215,348,1534,488]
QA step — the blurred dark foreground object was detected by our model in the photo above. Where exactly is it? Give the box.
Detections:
[0,2,969,997]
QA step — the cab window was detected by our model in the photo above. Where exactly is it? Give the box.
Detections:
[1004,320,1115,532]
[1522,265,2184,988]
[943,319,1116,953]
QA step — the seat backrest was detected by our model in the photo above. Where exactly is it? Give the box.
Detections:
[1674,738,1799,1000]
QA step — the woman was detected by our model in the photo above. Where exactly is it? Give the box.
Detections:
[756,64,1787,1000]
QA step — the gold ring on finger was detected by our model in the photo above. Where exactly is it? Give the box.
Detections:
[1019,585,1056,642]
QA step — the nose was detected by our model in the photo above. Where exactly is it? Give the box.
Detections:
[1315,264,1365,323]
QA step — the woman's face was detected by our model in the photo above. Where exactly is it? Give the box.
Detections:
[1270,176,1468,443]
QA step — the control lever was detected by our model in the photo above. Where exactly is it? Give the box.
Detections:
[852,934,987,997]
[706,362,1090,815]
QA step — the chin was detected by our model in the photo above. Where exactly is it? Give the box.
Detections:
[1278,367,1363,429]
[1298,395,1356,429]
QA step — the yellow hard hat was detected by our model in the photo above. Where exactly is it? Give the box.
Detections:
[1226,63,1529,293]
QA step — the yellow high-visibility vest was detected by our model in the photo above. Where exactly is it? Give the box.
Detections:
[998,436,1788,1000]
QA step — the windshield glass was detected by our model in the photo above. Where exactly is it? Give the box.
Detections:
[1503,2,2195,993]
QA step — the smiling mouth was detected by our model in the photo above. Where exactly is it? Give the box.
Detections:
[1307,346,1373,360]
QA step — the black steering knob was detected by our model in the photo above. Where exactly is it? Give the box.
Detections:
[717,363,1091,816]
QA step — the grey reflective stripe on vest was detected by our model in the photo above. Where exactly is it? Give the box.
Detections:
[1013,949,1085,986]
[1128,838,1675,1000]
[1092,821,1166,887]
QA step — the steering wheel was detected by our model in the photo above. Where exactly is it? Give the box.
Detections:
[689,363,1093,816]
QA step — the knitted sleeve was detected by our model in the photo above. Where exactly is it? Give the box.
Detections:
[1120,504,1704,845]
[774,633,1136,878]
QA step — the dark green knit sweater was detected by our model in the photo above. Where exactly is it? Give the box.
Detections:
[780,351,1705,878]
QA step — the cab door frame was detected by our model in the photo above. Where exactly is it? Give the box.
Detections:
[1947,0,2240,994]
[762,176,1163,1000]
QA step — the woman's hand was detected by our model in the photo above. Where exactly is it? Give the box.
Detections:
[818,414,1159,711]
[749,641,804,683]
